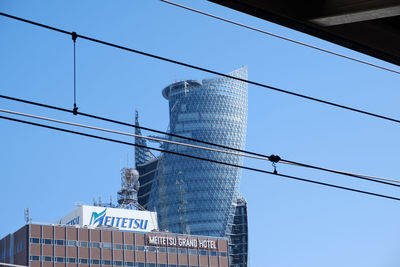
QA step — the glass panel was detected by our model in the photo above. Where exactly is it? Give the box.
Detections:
[30,238,40,244]
[147,246,157,252]
[91,242,100,248]
[67,240,77,247]
[103,243,112,249]
[135,246,145,251]
[188,249,197,255]
[167,247,177,253]
[125,244,134,250]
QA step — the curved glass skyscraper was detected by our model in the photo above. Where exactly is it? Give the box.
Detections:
[135,67,248,266]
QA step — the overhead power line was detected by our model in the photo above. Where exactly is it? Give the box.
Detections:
[1,94,399,187]
[1,13,400,125]
[160,0,400,76]
[1,114,400,202]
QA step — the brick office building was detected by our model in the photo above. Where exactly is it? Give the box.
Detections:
[0,223,229,267]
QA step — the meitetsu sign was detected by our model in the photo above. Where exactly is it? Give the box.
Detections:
[57,205,158,232]
[146,235,218,250]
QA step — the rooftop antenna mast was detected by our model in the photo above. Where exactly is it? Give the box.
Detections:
[117,168,145,210]
[24,208,31,224]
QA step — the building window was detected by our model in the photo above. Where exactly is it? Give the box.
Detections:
[80,241,89,247]
[67,240,77,247]
[114,260,123,266]
[136,246,144,251]
[167,247,177,253]
[147,246,157,252]
[210,251,217,256]
[43,239,52,245]
[103,260,111,265]
[68,258,76,263]
[103,243,112,249]
[29,238,40,244]
[158,247,166,253]
[91,259,100,265]
[219,252,227,257]
[147,264,156,267]
[55,240,65,246]
[56,257,64,263]
[29,255,40,261]
[44,256,52,262]
[125,244,134,250]
[79,258,88,264]
[91,242,101,248]
[188,249,197,255]
[178,248,187,254]
[125,262,134,266]
[199,250,207,256]
[137,263,145,267]
[114,244,123,250]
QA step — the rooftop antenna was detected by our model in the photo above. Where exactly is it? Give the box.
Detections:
[117,168,145,210]
[24,208,31,224]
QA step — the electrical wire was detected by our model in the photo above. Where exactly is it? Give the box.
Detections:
[72,31,78,114]
[0,108,259,159]
[1,12,400,126]
[1,94,399,187]
[159,0,400,76]
[1,113,400,202]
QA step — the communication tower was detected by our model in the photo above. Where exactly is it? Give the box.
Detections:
[117,168,145,210]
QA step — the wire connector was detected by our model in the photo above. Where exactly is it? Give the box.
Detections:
[71,31,78,43]
[269,154,281,174]
[73,104,78,115]
[269,154,281,163]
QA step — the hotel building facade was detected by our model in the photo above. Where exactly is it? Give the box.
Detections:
[0,223,229,267]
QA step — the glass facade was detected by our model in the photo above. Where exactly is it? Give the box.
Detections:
[229,196,248,267]
[136,67,249,266]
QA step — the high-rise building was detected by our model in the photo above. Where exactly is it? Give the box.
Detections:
[135,67,249,266]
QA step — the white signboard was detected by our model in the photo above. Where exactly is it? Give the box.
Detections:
[57,205,158,232]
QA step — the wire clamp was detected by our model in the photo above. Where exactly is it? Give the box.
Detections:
[71,31,78,43]
[73,104,78,115]
[269,154,281,174]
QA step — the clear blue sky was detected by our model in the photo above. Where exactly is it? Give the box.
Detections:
[1,1,400,266]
